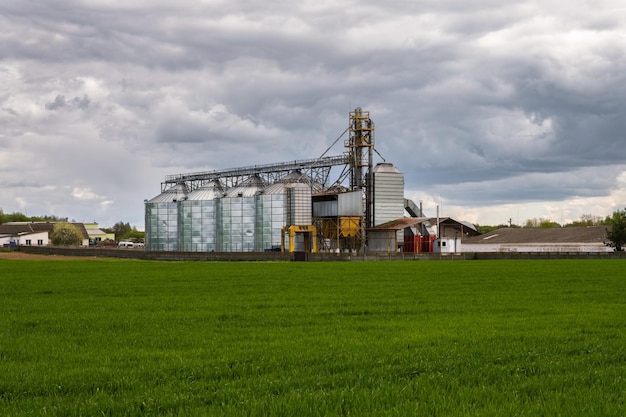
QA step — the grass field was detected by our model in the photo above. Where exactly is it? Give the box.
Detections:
[1,258,625,416]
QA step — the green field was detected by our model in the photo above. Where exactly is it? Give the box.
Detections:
[1,258,625,416]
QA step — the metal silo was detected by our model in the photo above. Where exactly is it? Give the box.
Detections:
[178,180,223,252]
[145,183,188,251]
[372,162,405,245]
[372,163,404,225]
[255,171,318,252]
[286,182,312,226]
[284,180,315,253]
[256,180,286,252]
[219,175,265,252]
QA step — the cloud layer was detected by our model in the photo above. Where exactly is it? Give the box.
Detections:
[1,0,625,227]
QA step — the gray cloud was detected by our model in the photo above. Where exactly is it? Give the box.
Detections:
[45,95,91,110]
[2,107,19,116]
[1,0,625,227]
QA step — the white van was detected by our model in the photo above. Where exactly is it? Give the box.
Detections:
[118,241,134,248]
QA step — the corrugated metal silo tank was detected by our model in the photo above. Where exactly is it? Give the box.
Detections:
[219,175,266,252]
[258,171,321,253]
[372,163,404,225]
[286,182,312,227]
[145,183,188,251]
[255,173,305,252]
[371,162,405,245]
[178,180,223,252]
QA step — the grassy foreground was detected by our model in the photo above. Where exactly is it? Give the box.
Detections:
[1,259,625,416]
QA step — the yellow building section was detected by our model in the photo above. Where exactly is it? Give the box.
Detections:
[281,225,318,253]
[321,217,361,239]
[339,217,360,237]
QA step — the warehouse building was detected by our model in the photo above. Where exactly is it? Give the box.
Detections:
[462,227,611,253]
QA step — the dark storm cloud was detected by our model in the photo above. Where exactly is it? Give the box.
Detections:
[45,95,91,110]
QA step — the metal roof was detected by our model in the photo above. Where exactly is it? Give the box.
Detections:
[367,217,480,236]
[225,175,266,198]
[463,227,608,244]
[147,183,188,203]
[0,222,89,239]
[372,162,401,174]
[368,217,425,231]
[186,180,223,200]
[263,171,323,195]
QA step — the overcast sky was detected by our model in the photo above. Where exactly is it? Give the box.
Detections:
[2,0,625,229]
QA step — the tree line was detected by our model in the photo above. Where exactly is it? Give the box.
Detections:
[475,213,611,233]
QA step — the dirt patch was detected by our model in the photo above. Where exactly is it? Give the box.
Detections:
[0,251,97,260]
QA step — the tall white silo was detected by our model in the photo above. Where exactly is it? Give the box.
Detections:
[371,162,405,243]
[219,175,265,252]
[145,183,188,251]
[372,163,404,225]
[178,180,223,252]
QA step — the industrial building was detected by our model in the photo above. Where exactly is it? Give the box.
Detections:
[145,108,476,253]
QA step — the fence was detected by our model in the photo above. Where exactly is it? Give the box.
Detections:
[14,246,626,261]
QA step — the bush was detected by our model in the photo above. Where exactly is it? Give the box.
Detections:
[50,222,83,246]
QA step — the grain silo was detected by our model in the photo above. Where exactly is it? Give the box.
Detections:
[178,180,223,252]
[372,162,405,226]
[218,175,265,252]
[255,171,316,252]
[365,162,405,252]
[145,183,188,251]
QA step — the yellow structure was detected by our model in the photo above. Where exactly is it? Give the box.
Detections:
[321,217,360,238]
[318,216,362,253]
[281,225,317,253]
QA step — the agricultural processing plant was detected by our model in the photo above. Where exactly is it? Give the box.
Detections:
[1,258,625,416]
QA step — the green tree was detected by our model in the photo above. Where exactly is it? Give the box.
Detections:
[32,214,66,222]
[124,228,145,241]
[525,218,539,227]
[566,214,606,227]
[0,210,73,225]
[539,220,561,228]
[2,211,30,223]
[50,222,83,246]
[525,218,560,228]
[104,222,132,241]
[605,208,626,252]
[475,224,518,234]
